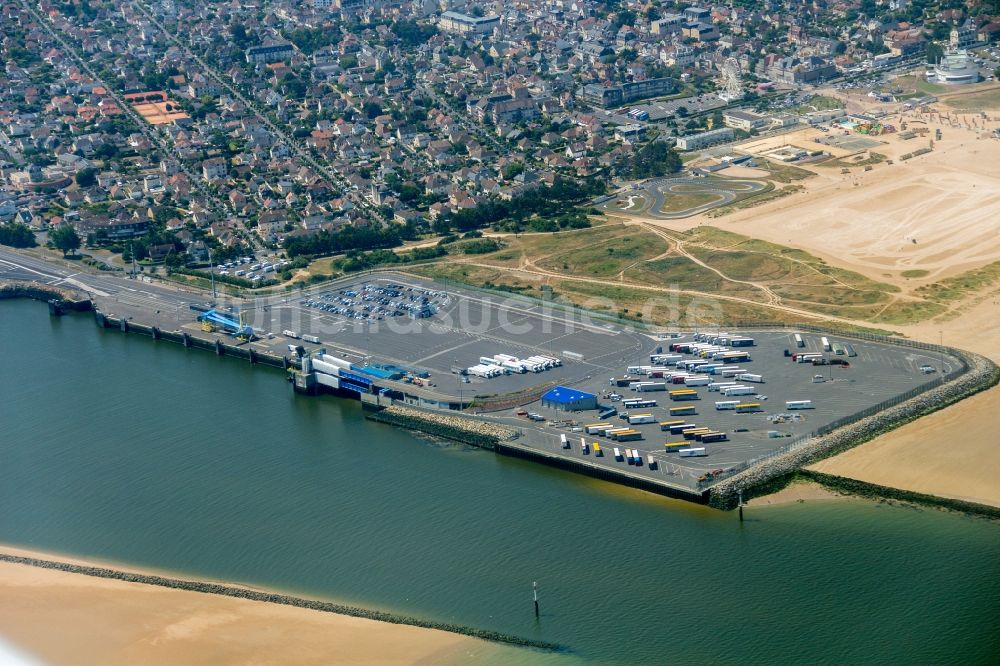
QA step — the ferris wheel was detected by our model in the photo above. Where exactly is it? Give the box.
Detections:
[718,57,744,102]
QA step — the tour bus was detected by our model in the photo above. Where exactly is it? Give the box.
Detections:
[794,333,805,348]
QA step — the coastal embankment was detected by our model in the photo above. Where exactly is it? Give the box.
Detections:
[366,405,519,450]
[0,279,91,312]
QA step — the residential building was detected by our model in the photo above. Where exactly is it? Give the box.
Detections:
[439,11,500,36]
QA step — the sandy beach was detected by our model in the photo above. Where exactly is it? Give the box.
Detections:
[748,479,845,507]
[0,546,492,666]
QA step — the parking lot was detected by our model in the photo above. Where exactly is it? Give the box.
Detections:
[492,330,961,491]
[249,274,649,394]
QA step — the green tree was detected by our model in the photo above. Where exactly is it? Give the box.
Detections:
[74,167,97,187]
[49,225,81,257]
[0,222,37,248]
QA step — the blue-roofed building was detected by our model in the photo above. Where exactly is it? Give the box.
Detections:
[541,386,597,412]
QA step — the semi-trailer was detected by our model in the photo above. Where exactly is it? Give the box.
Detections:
[715,400,739,410]
[627,413,657,425]
[786,400,814,410]
[684,376,711,387]
[613,447,624,461]
[659,419,687,431]
[585,422,614,435]
[721,385,754,396]
[708,382,739,392]
[664,442,689,452]
[821,337,832,352]
[668,423,697,435]
[679,447,708,457]
[794,333,805,348]
[736,373,764,383]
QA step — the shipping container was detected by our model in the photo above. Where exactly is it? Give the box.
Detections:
[679,447,708,457]
[715,400,739,410]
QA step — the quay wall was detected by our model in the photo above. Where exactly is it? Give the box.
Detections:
[367,405,707,501]
[496,441,709,503]
[0,552,560,651]
[709,348,1000,509]
[94,310,291,371]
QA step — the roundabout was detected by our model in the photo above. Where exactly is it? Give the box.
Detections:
[602,176,770,219]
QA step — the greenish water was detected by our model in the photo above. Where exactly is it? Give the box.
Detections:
[1,300,998,665]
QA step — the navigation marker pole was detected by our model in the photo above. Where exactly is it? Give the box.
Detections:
[738,490,745,523]
[533,581,539,618]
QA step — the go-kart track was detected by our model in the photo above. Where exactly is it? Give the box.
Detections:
[601,176,769,219]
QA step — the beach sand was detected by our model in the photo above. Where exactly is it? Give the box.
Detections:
[0,546,489,666]
[749,479,844,507]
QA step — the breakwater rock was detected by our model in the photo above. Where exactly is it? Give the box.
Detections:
[709,349,1000,509]
[367,405,518,450]
[0,553,560,651]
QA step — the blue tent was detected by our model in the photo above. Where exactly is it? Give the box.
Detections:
[541,386,598,412]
